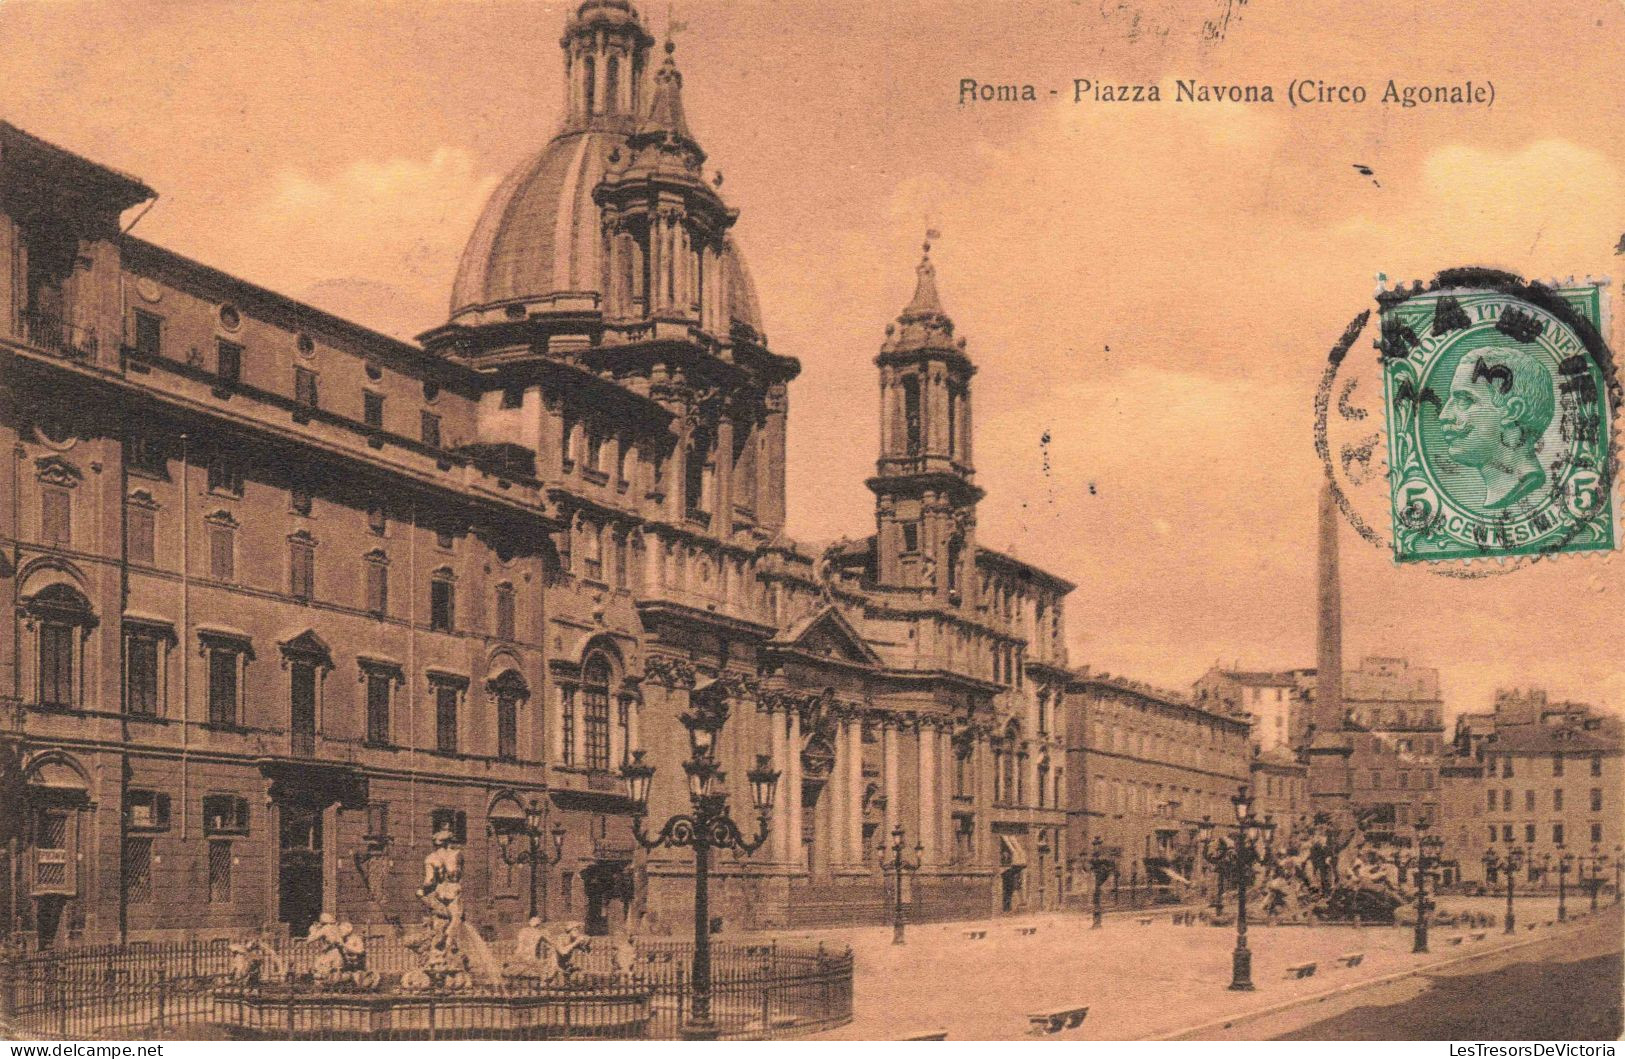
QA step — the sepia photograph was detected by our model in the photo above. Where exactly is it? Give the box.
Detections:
[0,0,1619,1046]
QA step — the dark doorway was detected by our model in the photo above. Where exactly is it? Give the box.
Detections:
[1001,866,1024,913]
[581,862,633,937]
[278,803,323,936]
[34,895,66,950]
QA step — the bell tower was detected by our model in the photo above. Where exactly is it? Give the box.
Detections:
[867,237,983,602]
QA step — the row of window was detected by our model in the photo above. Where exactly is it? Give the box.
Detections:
[1487,788,1607,813]
[1364,768,1437,790]
[131,309,447,448]
[1487,822,1608,846]
[1494,754,1606,779]
[124,507,515,635]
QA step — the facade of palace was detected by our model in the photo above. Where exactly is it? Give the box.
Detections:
[0,0,1079,947]
[1063,673,1252,899]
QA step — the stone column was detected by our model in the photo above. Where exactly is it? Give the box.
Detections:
[714,417,735,534]
[847,714,865,867]
[787,706,803,871]
[917,720,936,864]
[938,725,952,863]
[770,704,790,863]
[883,719,899,847]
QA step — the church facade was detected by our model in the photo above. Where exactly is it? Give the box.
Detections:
[0,0,1074,947]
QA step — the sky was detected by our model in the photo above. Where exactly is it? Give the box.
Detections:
[3,0,1620,717]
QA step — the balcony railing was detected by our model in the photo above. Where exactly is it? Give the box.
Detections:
[19,312,97,361]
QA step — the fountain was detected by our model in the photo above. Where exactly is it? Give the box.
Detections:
[212,830,652,1039]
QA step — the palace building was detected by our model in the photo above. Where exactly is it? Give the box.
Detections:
[0,0,1075,947]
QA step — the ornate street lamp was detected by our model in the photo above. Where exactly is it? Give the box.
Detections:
[1087,836,1119,929]
[490,797,568,922]
[1198,816,1224,916]
[621,692,779,1041]
[1553,845,1573,922]
[1482,846,1524,934]
[1411,823,1444,954]
[1200,786,1274,991]
[879,824,923,945]
[1579,845,1609,913]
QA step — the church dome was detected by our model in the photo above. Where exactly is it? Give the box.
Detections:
[446,0,764,336]
[450,133,764,335]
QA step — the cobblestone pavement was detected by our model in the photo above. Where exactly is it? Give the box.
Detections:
[801,898,1612,1040]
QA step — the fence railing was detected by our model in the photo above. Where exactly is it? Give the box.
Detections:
[18,311,97,360]
[0,936,853,1041]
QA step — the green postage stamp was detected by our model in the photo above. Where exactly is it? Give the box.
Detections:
[1379,276,1617,563]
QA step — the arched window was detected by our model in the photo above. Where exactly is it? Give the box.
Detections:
[30,584,93,710]
[582,653,613,771]
[685,429,711,517]
[605,55,620,113]
[489,669,529,762]
[583,54,596,115]
[901,375,921,455]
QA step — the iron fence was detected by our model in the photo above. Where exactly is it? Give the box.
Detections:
[0,936,852,1041]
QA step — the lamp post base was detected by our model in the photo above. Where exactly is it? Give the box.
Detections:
[893,922,906,946]
[1504,913,1515,935]
[681,1019,721,1041]
[1228,947,1254,991]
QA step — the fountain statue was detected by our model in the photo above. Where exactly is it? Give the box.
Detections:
[399,827,504,990]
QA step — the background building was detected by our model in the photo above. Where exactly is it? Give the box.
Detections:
[1064,673,1251,903]
[1192,667,1313,753]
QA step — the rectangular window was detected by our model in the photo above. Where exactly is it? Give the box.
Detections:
[203,794,249,835]
[209,525,234,581]
[1502,789,1512,812]
[561,689,576,766]
[127,504,155,563]
[1398,771,1410,790]
[902,522,919,553]
[365,669,392,745]
[132,310,162,359]
[1487,789,1496,812]
[495,587,515,641]
[289,539,315,601]
[430,579,455,632]
[125,790,171,831]
[1525,823,1536,844]
[1553,753,1565,777]
[366,561,388,617]
[1502,824,1513,843]
[1554,823,1565,845]
[1488,825,1497,844]
[127,435,167,478]
[1369,770,1382,789]
[1525,789,1536,812]
[420,411,441,448]
[1592,755,1603,777]
[290,661,317,750]
[41,487,70,546]
[364,391,385,430]
[207,458,243,497]
[38,622,74,709]
[501,386,524,410]
[497,694,518,761]
[295,367,319,409]
[613,535,628,590]
[1591,788,1603,812]
[1503,757,1514,779]
[1592,823,1603,844]
[1554,789,1564,811]
[435,682,458,754]
[291,487,312,516]
[216,340,242,386]
[208,839,232,904]
[123,838,153,905]
[126,632,159,716]
[208,648,238,726]
[584,680,610,771]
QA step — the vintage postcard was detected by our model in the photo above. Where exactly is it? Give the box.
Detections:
[0,0,1619,1047]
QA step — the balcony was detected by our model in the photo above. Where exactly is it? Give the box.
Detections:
[19,311,96,361]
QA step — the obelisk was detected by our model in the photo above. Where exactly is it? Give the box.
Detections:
[1306,483,1352,807]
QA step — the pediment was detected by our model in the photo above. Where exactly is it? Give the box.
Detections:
[776,605,881,667]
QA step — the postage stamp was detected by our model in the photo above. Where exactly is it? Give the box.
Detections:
[1376,273,1617,563]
